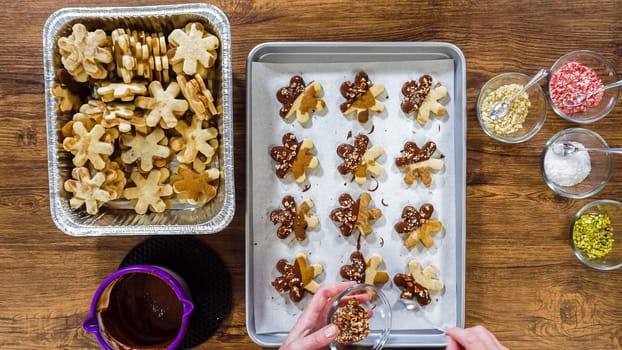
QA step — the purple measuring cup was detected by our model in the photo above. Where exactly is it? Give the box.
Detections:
[83,265,194,350]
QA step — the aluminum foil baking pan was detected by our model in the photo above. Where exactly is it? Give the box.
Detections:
[43,4,234,236]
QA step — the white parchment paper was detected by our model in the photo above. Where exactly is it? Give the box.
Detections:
[250,59,458,335]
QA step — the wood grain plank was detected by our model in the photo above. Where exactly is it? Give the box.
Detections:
[2,0,622,349]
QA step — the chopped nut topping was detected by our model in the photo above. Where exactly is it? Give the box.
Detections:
[393,273,431,306]
[401,75,433,114]
[332,299,370,344]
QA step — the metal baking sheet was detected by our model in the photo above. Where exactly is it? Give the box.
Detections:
[43,4,235,236]
[245,42,466,347]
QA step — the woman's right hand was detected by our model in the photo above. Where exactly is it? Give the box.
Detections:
[446,326,508,350]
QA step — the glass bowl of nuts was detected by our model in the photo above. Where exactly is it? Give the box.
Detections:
[326,284,391,350]
[541,128,612,199]
[476,72,547,143]
[548,50,619,124]
[570,199,622,270]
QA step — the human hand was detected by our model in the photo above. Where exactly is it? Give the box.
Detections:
[446,326,507,350]
[280,281,357,350]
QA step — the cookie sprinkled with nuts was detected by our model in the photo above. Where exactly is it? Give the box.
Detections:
[270,196,318,241]
[395,204,443,250]
[340,251,389,285]
[394,260,444,306]
[330,192,382,237]
[270,133,319,183]
[401,76,448,125]
[276,75,325,124]
[393,272,431,306]
[332,298,370,344]
[401,75,434,114]
[395,141,444,186]
[340,72,385,123]
[272,252,323,302]
[337,134,384,185]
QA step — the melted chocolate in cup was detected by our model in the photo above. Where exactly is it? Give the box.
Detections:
[99,273,184,349]
[83,265,193,350]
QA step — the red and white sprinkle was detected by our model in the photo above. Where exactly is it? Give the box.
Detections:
[549,61,604,114]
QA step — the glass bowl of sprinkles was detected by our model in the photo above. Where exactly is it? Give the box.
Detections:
[541,128,613,199]
[548,50,619,123]
[570,199,622,270]
[476,72,547,143]
[326,284,391,350]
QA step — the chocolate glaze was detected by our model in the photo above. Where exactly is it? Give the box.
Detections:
[276,75,306,118]
[340,72,372,113]
[340,251,366,283]
[270,196,297,240]
[401,75,433,114]
[272,259,304,302]
[337,134,369,175]
[270,133,300,178]
[367,124,375,135]
[395,204,435,234]
[368,176,379,192]
[394,273,431,306]
[329,194,359,237]
[99,273,183,349]
[356,232,362,251]
[395,141,437,167]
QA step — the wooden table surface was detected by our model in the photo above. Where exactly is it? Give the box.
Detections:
[2,0,622,349]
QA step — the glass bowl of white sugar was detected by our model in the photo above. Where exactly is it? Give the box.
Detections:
[541,128,613,198]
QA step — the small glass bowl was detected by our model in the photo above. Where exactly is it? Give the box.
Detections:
[326,284,391,350]
[570,199,622,270]
[476,72,547,143]
[541,128,612,199]
[548,50,619,123]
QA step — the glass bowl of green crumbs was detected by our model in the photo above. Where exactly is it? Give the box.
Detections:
[570,199,622,270]
[476,72,547,143]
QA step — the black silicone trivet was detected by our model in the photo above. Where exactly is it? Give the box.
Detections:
[119,235,232,349]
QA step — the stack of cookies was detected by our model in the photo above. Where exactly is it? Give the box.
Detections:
[52,22,222,215]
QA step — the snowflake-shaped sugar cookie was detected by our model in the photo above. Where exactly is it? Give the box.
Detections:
[337,134,384,185]
[272,252,323,302]
[276,75,325,124]
[394,204,443,250]
[340,71,385,123]
[329,192,382,237]
[395,141,444,186]
[62,122,114,170]
[170,115,219,165]
[123,168,173,214]
[120,128,171,172]
[270,195,319,241]
[172,164,220,205]
[168,22,219,77]
[63,167,111,215]
[57,23,113,82]
[401,75,448,125]
[270,133,319,183]
[135,81,189,129]
[393,260,444,306]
